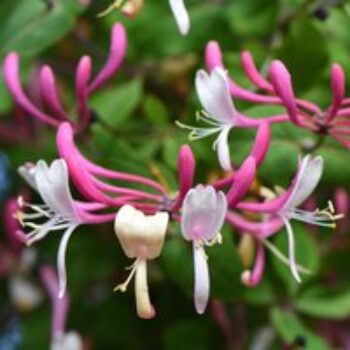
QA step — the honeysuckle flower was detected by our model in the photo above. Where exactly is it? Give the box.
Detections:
[40,265,83,350]
[205,40,350,149]
[181,185,227,314]
[114,205,169,319]
[3,23,126,133]
[235,155,342,283]
[177,67,284,171]
[15,159,115,298]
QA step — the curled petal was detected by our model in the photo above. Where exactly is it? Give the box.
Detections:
[168,0,190,35]
[57,225,78,299]
[214,126,233,172]
[193,244,209,314]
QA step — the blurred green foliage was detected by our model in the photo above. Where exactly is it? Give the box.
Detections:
[1,0,350,349]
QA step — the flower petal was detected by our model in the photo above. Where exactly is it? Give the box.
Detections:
[168,0,190,35]
[57,225,78,299]
[181,186,227,242]
[214,126,233,171]
[193,244,209,314]
[35,159,78,219]
[282,155,324,211]
[195,68,237,125]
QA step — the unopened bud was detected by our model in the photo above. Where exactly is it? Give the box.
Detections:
[238,234,255,269]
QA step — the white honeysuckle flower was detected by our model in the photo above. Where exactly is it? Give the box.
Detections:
[177,68,239,171]
[51,332,83,350]
[277,155,342,282]
[168,0,190,35]
[17,159,83,298]
[181,185,227,314]
[114,205,169,319]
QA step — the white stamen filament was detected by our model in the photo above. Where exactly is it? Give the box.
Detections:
[114,258,141,293]
[262,239,311,275]
[282,218,301,283]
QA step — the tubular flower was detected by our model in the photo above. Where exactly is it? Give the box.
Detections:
[181,185,227,314]
[56,121,195,216]
[205,41,350,149]
[235,155,343,283]
[177,67,285,171]
[40,265,83,350]
[15,159,114,298]
[114,205,169,319]
[3,23,126,133]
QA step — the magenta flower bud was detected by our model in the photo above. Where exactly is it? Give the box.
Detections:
[269,60,300,126]
[328,63,345,120]
[39,66,67,120]
[3,53,60,127]
[205,41,225,72]
[172,144,195,211]
[88,23,127,93]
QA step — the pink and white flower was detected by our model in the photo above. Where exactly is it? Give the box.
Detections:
[181,185,227,314]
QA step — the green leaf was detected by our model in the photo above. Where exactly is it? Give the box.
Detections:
[90,79,143,128]
[275,19,329,92]
[0,0,84,57]
[163,320,211,350]
[225,0,279,38]
[207,228,244,301]
[296,287,350,319]
[161,233,193,296]
[144,94,169,127]
[270,308,330,349]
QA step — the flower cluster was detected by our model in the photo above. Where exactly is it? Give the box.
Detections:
[5,20,345,327]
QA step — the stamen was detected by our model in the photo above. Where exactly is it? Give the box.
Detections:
[114,258,141,292]
[97,0,125,17]
[206,232,222,246]
[263,239,311,275]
